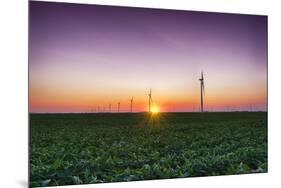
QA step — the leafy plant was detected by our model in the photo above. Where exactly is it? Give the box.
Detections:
[30,112,267,187]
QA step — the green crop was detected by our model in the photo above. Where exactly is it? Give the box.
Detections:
[30,112,267,187]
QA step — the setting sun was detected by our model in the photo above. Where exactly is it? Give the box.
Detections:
[151,106,160,114]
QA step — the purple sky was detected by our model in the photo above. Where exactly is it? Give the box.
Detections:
[29,1,267,113]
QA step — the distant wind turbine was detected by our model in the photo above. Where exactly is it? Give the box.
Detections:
[118,102,120,113]
[199,72,205,112]
[148,89,152,113]
[109,104,111,113]
[130,97,133,113]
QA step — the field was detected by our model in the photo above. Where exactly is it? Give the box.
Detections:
[30,112,267,187]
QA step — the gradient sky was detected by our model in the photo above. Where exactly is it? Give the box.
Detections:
[29,1,267,113]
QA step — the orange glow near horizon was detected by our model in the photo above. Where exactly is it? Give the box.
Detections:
[29,70,267,113]
[29,82,267,113]
[29,74,267,113]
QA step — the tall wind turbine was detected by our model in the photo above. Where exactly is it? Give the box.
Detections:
[130,97,133,113]
[118,102,120,112]
[109,104,111,113]
[199,72,205,112]
[148,89,152,113]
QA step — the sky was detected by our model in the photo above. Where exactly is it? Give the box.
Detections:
[29,1,268,113]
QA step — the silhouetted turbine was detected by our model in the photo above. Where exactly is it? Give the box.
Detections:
[199,72,205,112]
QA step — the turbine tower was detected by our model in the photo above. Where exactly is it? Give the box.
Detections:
[109,104,111,113]
[148,89,152,113]
[118,102,120,112]
[199,72,205,112]
[130,97,133,113]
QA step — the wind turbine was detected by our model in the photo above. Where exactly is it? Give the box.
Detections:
[199,72,205,112]
[130,97,133,113]
[118,102,120,113]
[109,104,111,113]
[148,89,152,113]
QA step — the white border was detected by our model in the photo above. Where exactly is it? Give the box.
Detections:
[1,0,281,188]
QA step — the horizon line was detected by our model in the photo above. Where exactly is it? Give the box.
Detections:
[29,110,268,114]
